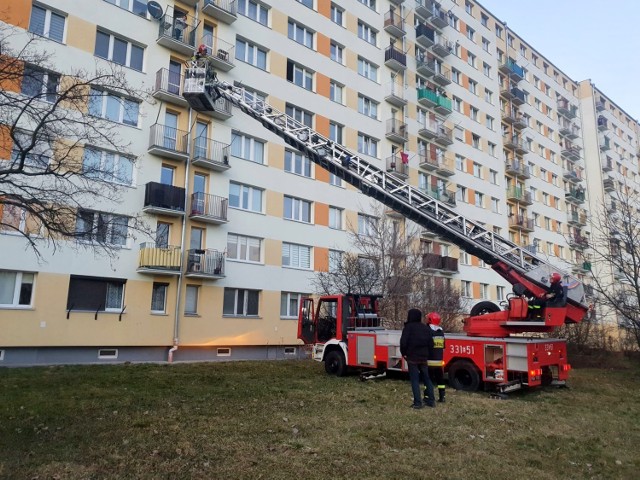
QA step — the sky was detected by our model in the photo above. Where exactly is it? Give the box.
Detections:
[478,0,640,121]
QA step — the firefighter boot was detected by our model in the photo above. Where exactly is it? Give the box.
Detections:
[438,388,446,403]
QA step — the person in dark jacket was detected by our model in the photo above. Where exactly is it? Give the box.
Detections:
[528,272,566,317]
[426,312,446,403]
[400,308,435,409]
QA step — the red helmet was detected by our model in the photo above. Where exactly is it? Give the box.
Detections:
[551,273,562,284]
[427,312,441,325]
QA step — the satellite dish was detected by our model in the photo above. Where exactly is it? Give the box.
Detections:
[147,1,164,20]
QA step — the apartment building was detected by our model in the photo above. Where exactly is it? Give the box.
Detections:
[1,0,638,365]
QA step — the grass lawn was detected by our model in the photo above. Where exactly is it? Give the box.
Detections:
[1,360,639,480]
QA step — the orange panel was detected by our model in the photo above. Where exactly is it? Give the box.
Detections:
[315,115,329,136]
[472,282,480,299]
[466,158,473,173]
[317,0,331,19]
[460,21,467,35]
[0,2,31,28]
[467,188,475,204]
[0,125,13,159]
[554,244,559,257]
[316,166,330,183]
[471,256,479,267]
[315,203,329,227]
[315,247,329,272]
[317,32,330,57]
[465,130,472,145]
[461,48,468,63]
[0,56,23,93]
[547,171,552,182]
[463,102,470,116]
[316,73,330,99]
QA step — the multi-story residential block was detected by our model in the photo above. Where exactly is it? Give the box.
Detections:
[1,0,638,365]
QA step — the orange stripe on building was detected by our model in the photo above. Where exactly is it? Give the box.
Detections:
[315,203,329,227]
[314,247,329,272]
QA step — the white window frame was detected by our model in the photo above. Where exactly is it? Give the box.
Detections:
[462,280,472,298]
[330,122,343,145]
[151,282,168,314]
[238,0,269,25]
[358,213,377,236]
[281,292,305,318]
[329,206,343,230]
[284,195,312,223]
[231,131,265,164]
[358,0,376,10]
[358,21,377,46]
[285,104,313,127]
[357,57,378,82]
[288,19,314,48]
[75,210,129,246]
[185,285,199,315]
[357,133,378,157]
[95,30,144,71]
[284,150,312,177]
[21,66,60,103]
[330,80,344,104]
[227,233,262,263]
[0,271,35,308]
[88,89,140,127]
[329,249,342,273]
[223,288,260,316]
[229,182,263,213]
[282,243,312,269]
[29,4,66,43]
[330,3,344,26]
[105,0,150,18]
[236,38,268,70]
[289,62,314,91]
[330,41,344,64]
[98,348,118,359]
[82,146,134,185]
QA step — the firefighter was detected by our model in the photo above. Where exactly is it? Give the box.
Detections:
[426,312,446,403]
[400,308,436,409]
[528,272,564,317]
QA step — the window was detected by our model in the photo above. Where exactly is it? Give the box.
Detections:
[83,147,134,185]
[88,89,139,126]
[495,25,503,38]
[297,0,313,7]
[490,169,498,184]
[21,66,60,103]
[485,115,494,130]
[330,3,344,25]
[66,275,125,312]
[29,5,65,42]
[185,285,199,314]
[485,89,493,104]
[488,141,496,156]
[9,130,51,170]
[329,250,342,272]
[229,182,263,213]
[470,106,479,121]
[358,95,378,119]
[330,80,343,104]
[330,41,344,64]
[284,195,311,223]
[452,96,462,112]
[357,57,378,82]
[231,131,265,163]
[483,62,491,77]
[460,251,470,265]
[491,197,499,213]
[285,150,311,177]
[357,133,378,157]
[288,19,314,48]
[95,30,143,71]
[281,292,305,318]
[358,0,376,10]
[465,1,473,14]
[224,288,260,316]
[520,44,527,57]
[286,60,313,91]
[472,134,480,148]
[329,174,342,187]
[455,154,465,171]
[329,206,342,230]
[358,21,377,45]
[75,210,128,246]
[451,68,460,84]
[481,13,489,27]
[480,284,489,300]
[468,53,476,68]
[358,214,377,236]
[482,37,490,52]
[474,192,484,207]
[454,127,464,141]
[150,283,168,313]
[469,80,477,94]
[473,163,482,178]
[105,0,149,16]
[456,186,467,202]
[238,0,269,25]
[236,38,267,70]
[0,271,34,307]
[285,104,313,127]
[1,204,27,234]
[467,27,475,42]
[282,243,311,269]
[329,122,343,145]
[497,286,505,301]
[448,14,459,29]
[227,233,261,262]
[461,280,472,297]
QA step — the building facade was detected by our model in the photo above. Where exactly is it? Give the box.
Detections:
[1,0,638,365]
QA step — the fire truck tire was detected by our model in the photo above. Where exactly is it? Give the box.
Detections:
[448,360,481,392]
[324,350,347,377]
[470,301,501,316]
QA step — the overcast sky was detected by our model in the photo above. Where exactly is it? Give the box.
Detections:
[478,0,640,121]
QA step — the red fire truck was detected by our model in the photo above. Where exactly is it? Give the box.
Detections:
[182,62,588,394]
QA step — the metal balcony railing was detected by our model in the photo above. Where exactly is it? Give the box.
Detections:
[386,154,409,177]
[186,248,225,276]
[192,136,231,169]
[154,68,184,98]
[506,187,532,204]
[384,45,407,69]
[499,59,524,81]
[138,242,182,272]
[190,192,228,221]
[384,10,405,37]
[157,14,196,49]
[149,123,189,157]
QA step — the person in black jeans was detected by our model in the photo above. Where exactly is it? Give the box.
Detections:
[400,308,436,409]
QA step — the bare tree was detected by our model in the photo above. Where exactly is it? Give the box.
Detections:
[0,24,148,257]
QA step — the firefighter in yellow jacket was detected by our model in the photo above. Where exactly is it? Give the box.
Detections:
[426,312,446,403]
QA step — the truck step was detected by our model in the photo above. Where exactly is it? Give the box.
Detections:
[497,380,522,393]
[360,370,387,381]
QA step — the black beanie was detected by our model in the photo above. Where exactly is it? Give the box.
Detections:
[406,308,423,323]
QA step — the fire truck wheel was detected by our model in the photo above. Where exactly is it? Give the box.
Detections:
[469,301,501,317]
[324,350,347,376]
[448,360,481,392]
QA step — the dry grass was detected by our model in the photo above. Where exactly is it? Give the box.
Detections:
[1,360,639,480]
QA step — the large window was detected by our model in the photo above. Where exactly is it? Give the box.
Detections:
[286,60,313,91]
[288,19,314,48]
[329,122,343,145]
[227,233,261,262]
[330,81,343,104]
[10,131,51,170]
[357,133,378,157]
[357,57,378,82]
[29,5,65,42]
[230,131,264,163]
[151,282,167,313]
[285,104,313,127]
[75,210,129,246]
[329,250,342,273]
[238,0,269,25]
[357,0,376,10]
[95,30,144,71]
[329,206,342,230]
[66,275,125,312]
[358,214,377,236]
[358,94,378,119]
[0,271,34,307]
[357,21,377,45]
[105,0,148,17]
[282,243,311,269]
[236,38,267,70]
[1,205,27,234]
[330,42,343,63]
[185,285,199,314]
[330,3,344,25]
[83,147,134,185]
[229,182,263,213]
[21,66,59,103]
[284,196,311,223]
[88,89,140,126]
[223,288,259,316]
[281,292,305,318]
[285,150,311,177]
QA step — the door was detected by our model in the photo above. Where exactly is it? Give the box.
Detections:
[163,112,178,150]
[192,173,206,215]
[202,23,214,55]
[194,121,208,159]
[168,61,181,95]
[160,165,174,185]
[156,222,170,248]
[298,298,315,344]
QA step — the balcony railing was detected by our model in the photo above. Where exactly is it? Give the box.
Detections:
[602,157,613,172]
[185,248,225,277]
[435,94,452,115]
[429,5,448,29]
[600,137,611,151]
[432,63,451,86]
[384,45,407,71]
[148,124,189,161]
[506,187,532,204]
[143,182,186,215]
[386,154,409,178]
[503,135,528,154]
[421,186,456,206]
[603,178,615,192]
[565,188,586,204]
[434,124,453,146]
[505,161,530,179]
[201,35,235,72]
[190,192,228,224]
[157,14,197,55]
[152,68,188,106]
[415,0,435,19]
[137,242,182,274]
[418,117,438,139]
[422,253,458,272]
[509,215,534,231]
[563,168,582,183]
[384,10,405,37]
[432,35,453,57]
[417,87,438,107]
[499,59,524,81]
[192,136,231,171]
[415,23,435,48]
[201,0,237,24]
[561,145,581,161]
[569,235,589,250]
[385,118,408,143]
[385,80,407,107]
[557,99,578,119]
[416,57,437,77]
[597,116,608,131]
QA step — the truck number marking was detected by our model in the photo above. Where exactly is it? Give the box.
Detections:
[450,344,475,355]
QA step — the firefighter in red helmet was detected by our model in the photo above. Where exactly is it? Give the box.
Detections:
[528,272,565,317]
[426,312,446,403]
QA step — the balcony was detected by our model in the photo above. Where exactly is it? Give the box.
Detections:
[557,99,578,119]
[506,187,533,205]
[418,118,438,140]
[416,57,437,78]
[384,10,405,37]
[513,114,527,130]
[602,157,613,172]
[185,249,225,278]
[499,60,525,82]
[603,178,615,192]
[510,88,526,106]
[386,118,408,143]
[501,108,520,125]
[422,253,458,273]
[192,136,231,171]
[386,154,409,179]
[561,145,581,162]
[148,124,189,161]
[384,45,407,72]
[189,192,228,224]
[201,0,237,24]
[565,187,586,204]
[572,261,591,274]
[422,185,456,206]
[152,69,189,107]
[563,167,582,184]
[432,35,453,57]
[559,122,580,140]
[143,182,186,216]
[434,95,452,116]
[157,14,197,56]
[417,87,438,108]
[509,215,534,232]
[569,211,588,227]
[416,23,435,48]
[137,243,181,275]
[600,137,611,151]
[569,235,589,250]
[432,64,451,86]
[385,80,407,108]
[429,6,449,29]
[596,101,605,112]
[434,124,453,146]
[202,95,233,120]
[505,161,531,179]
[202,36,235,72]
[503,135,528,154]
[415,0,435,19]
[389,0,405,4]
[597,116,608,132]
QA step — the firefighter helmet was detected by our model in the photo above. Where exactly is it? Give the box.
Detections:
[550,272,562,284]
[427,312,441,325]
